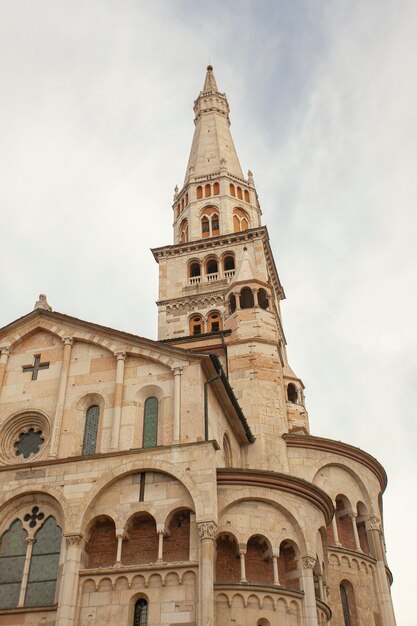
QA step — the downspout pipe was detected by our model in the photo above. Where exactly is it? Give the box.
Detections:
[204,368,222,441]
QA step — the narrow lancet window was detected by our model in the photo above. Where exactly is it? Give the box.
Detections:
[143,397,158,448]
[82,405,100,455]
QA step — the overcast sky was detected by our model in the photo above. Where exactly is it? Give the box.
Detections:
[1,1,416,622]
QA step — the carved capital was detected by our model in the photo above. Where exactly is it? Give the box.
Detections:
[115,351,127,362]
[197,521,217,540]
[26,537,36,545]
[65,534,83,548]
[63,336,74,347]
[0,346,11,357]
[302,555,316,569]
[172,366,183,376]
[368,516,380,530]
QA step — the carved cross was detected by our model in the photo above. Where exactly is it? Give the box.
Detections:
[22,354,50,380]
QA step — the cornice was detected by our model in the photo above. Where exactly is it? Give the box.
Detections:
[217,468,334,525]
[283,434,388,492]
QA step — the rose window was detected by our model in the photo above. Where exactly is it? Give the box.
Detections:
[14,428,45,459]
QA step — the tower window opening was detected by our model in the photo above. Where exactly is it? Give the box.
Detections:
[181,198,184,210]
[237,186,243,200]
[185,192,189,205]
[233,208,250,232]
[190,262,201,278]
[202,216,210,237]
[206,259,218,275]
[189,315,204,335]
[196,186,203,199]
[258,288,269,310]
[240,287,254,309]
[339,581,357,626]
[287,383,298,404]
[180,218,188,243]
[230,294,236,314]
[213,182,219,195]
[205,183,211,197]
[223,255,235,273]
[208,311,222,332]
[230,183,236,196]
[244,189,250,202]
[82,405,100,455]
[211,214,219,235]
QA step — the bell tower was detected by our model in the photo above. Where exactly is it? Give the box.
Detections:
[152,66,308,471]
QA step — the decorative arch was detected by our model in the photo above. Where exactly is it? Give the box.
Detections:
[312,463,373,512]
[246,534,274,585]
[200,206,220,238]
[85,514,117,568]
[257,288,269,310]
[233,207,249,232]
[207,310,222,333]
[215,532,240,583]
[179,218,188,243]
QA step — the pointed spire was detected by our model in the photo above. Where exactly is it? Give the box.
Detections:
[233,247,257,283]
[202,65,218,93]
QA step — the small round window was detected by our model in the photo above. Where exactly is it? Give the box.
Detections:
[14,428,45,459]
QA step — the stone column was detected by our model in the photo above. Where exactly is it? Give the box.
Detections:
[172,366,183,443]
[350,513,362,552]
[238,545,247,583]
[198,521,217,626]
[115,531,124,567]
[234,292,241,310]
[50,337,73,458]
[111,352,126,451]
[56,535,83,626]
[157,530,165,562]
[331,515,341,546]
[0,346,10,395]
[367,517,397,626]
[272,552,280,586]
[300,555,319,626]
[318,574,325,601]
[17,537,35,607]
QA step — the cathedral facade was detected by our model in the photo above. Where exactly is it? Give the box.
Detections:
[0,67,396,626]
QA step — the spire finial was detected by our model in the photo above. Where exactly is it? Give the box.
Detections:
[203,64,218,93]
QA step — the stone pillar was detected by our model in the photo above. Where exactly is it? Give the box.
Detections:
[367,517,397,626]
[156,523,166,562]
[272,553,280,586]
[172,366,183,443]
[111,352,126,451]
[350,513,362,551]
[318,574,325,601]
[18,537,35,607]
[0,346,10,395]
[56,535,83,626]
[331,515,341,546]
[198,521,217,626]
[238,545,247,583]
[50,337,73,458]
[234,291,241,310]
[115,531,124,567]
[300,555,319,626]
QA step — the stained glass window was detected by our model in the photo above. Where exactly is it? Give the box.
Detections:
[25,517,62,607]
[134,598,148,626]
[143,397,158,448]
[82,405,100,455]
[14,428,44,459]
[0,520,27,609]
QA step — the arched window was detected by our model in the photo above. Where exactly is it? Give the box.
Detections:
[208,311,222,333]
[240,287,254,309]
[233,208,249,232]
[340,581,357,626]
[201,207,220,238]
[82,405,100,455]
[287,383,298,403]
[213,182,219,195]
[133,598,148,626]
[185,192,189,205]
[189,262,201,278]
[258,288,269,310]
[196,186,203,199]
[205,183,211,197]
[189,314,204,336]
[206,258,218,275]
[0,515,62,609]
[237,186,243,200]
[180,218,188,243]
[230,294,236,314]
[230,183,236,196]
[244,189,250,202]
[143,397,158,448]
[223,255,235,272]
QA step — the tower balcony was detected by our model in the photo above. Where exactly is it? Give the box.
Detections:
[189,269,235,286]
